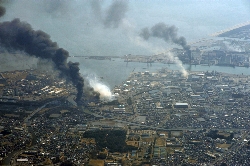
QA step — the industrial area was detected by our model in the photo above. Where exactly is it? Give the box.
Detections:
[1,52,250,165]
[0,1,250,166]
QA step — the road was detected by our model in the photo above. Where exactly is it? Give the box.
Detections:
[3,101,53,166]
[80,107,247,132]
[212,131,249,165]
[24,101,53,124]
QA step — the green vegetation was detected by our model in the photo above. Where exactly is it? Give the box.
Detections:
[83,130,136,153]
[207,130,234,141]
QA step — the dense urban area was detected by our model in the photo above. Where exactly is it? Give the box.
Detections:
[1,24,250,166]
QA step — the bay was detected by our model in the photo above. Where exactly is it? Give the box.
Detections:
[78,58,250,89]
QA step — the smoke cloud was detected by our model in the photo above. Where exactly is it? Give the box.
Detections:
[140,22,190,76]
[91,0,128,28]
[0,18,97,103]
[166,52,188,77]
[104,1,128,28]
[42,0,69,15]
[140,22,190,51]
[87,74,114,101]
[0,6,5,17]
[0,0,5,17]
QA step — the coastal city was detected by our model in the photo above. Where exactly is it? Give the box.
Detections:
[1,26,250,165]
[1,11,250,166]
[1,62,250,165]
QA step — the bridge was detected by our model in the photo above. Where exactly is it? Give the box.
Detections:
[210,21,250,37]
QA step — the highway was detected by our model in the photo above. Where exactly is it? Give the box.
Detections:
[24,101,53,124]
[80,106,247,132]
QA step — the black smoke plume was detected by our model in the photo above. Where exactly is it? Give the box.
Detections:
[0,0,6,17]
[91,0,128,28]
[104,1,128,28]
[0,18,93,103]
[140,22,191,60]
[0,6,5,17]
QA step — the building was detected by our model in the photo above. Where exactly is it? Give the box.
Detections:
[174,103,188,108]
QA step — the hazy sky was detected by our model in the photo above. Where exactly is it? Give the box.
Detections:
[1,0,249,57]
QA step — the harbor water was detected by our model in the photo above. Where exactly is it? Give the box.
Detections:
[78,58,250,89]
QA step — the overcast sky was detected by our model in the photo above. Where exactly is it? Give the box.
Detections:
[1,0,249,57]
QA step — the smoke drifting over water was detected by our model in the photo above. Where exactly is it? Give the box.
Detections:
[166,51,188,77]
[104,1,128,28]
[91,0,129,28]
[140,22,190,76]
[0,0,198,102]
[0,0,130,103]
[140,22,190,52]
[0,18,89,103]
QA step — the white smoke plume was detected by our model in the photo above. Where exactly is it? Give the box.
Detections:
[120,19,188,77]
[165,51,188,77]
[86,74,114,101]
